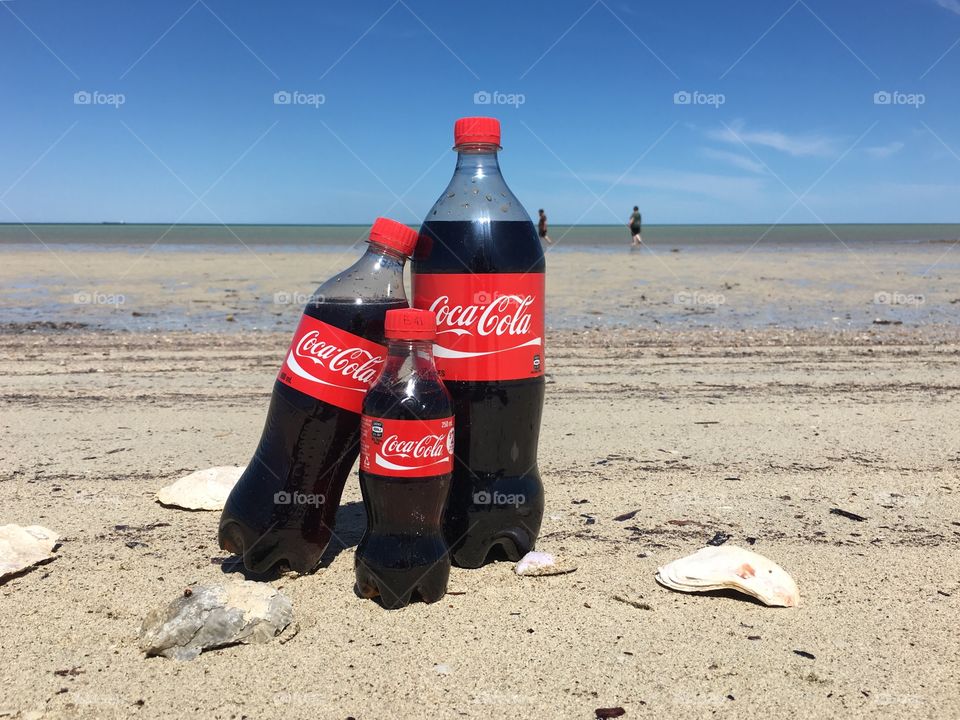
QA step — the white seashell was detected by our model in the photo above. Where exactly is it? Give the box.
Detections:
[156,466,244,511]
[515,551,577,577]
[655,545,799,607]
[0,524,59,581]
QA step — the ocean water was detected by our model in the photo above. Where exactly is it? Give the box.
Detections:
[1,223,958,250]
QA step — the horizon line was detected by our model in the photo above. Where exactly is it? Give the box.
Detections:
[2,221,959,228]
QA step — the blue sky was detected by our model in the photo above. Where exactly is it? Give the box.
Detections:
[1,0,959,224]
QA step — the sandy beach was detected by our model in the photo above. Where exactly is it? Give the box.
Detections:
[1,246,959,719]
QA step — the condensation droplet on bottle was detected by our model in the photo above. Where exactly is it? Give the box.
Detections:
[485,194,493,201]
[447,192,455,198]
[500,205,510,213]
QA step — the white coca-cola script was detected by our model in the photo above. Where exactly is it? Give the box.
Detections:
[380,434,447,460]
[429,294,534,337]
[294,331,383,384]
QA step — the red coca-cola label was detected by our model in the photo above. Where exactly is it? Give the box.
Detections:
[277,315,385,413]
[413,273,545,381]
[360,415,454,478]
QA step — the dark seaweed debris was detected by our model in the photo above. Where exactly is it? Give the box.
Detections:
[830,508,867,522]
[595,708,626,719]
[706,532,730,546]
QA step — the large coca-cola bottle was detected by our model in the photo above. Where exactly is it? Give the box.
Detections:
[412,117,545,568]
[219,218,417,574]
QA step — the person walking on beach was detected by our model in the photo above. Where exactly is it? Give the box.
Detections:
[537,209,553,245]
[628,206,642,248]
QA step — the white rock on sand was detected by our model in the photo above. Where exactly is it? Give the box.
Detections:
[0,525,59,581]
[139,581,293,661]
[655,545,800,607]
[155,466,244,511]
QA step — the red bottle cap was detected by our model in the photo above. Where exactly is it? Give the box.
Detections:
[454,117,501,148]
[368,217,418,257]
[385,308,437,341]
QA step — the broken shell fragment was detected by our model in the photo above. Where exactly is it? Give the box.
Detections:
[156,466,244,511]
[655,545,799,607]
[515,551,577,577]
[0,525,60,581]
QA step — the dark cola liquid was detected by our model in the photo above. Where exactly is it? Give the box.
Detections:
[414,220,546,568]
[355,349,452,608]
[218,298,407,574]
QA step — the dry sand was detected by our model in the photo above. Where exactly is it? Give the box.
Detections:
[1,247,959,719]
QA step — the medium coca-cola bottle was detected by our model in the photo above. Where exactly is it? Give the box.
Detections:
[355,308,453,608]
[412,117,545,568]
[219,218,418,574]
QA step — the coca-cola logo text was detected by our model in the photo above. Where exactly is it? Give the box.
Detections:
[294,330,384,384]
[381,434,447,461]
[429,293,534,337]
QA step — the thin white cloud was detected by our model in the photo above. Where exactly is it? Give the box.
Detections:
[865,141,905,158]
[707,122,840,157]
[701,148,766,174]
[936,0,960,15]
[577,169,766,203]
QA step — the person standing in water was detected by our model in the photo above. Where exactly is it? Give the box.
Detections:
[628,206,642,248]
[537,209,553,245]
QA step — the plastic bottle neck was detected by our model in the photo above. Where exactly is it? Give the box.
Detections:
[366,241,409,265]
[380,339,438,389]
[454,144,502,178]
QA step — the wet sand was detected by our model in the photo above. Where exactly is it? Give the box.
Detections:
[0,246,959,719]
[1,242,958,332]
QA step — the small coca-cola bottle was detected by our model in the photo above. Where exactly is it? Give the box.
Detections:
[355,308,454,609]
[219,218,418,574]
